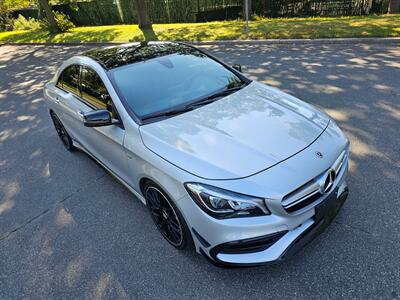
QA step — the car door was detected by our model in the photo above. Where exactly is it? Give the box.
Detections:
[75,65,131,183]
[52,64,85,143]
[53,63,130,183]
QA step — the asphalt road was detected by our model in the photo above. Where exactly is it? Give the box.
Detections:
[0,42,399,299]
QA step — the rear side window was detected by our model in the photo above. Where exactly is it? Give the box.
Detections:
[80,66,110,109]
[57,65,80,95]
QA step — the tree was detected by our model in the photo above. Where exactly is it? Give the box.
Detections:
[37,0,60,33]
[0,0,30,30]
[389,0,400,13]
[134,0,152,29]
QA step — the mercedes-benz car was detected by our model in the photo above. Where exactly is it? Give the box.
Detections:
[44,42,349,267]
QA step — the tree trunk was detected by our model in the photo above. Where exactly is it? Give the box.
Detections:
[134,0,152,29]
[37,0,60,33]
[116,0,126,23]
[361,0,373,14]
[165,0,171,23]
[389,0,400,13]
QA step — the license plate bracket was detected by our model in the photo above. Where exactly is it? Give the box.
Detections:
[314,188,343,223]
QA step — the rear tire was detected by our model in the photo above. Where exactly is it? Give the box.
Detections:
[143,181,193,250]
[50,112,76,152]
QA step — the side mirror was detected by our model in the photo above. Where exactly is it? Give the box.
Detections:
[83,109,113,127]
[232,64,242,72]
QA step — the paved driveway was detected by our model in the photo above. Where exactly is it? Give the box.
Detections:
[0,42,399,299]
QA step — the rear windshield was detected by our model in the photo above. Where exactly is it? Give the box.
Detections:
[109,51,243,118]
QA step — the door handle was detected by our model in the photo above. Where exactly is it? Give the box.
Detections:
[77,110,85,118]
[54,97,61,104]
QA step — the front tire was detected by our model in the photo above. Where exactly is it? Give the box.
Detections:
[50,112,76,152]
[144,182,192,250]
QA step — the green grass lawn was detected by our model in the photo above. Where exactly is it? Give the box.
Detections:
[1,14,399,43]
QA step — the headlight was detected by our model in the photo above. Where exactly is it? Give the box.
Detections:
[184,183,270,219]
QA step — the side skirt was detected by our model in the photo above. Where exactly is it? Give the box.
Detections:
[72,138,147,205]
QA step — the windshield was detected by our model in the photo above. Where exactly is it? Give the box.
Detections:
[109,50,244,118]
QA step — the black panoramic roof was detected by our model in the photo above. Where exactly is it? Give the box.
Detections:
[82,42,200,70]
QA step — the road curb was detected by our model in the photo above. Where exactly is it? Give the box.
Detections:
[192,37,400,45]
[1,37,400,47]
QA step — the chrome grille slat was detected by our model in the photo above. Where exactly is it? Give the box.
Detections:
[335,152,347,175]
[282,150,348,213]
[284,189,320,209]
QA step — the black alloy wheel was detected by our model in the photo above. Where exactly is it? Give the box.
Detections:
[50,112,75,151]
[144,183,192,249]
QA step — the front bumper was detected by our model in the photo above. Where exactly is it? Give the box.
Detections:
[209,185,349,267]
[178,177,348,267]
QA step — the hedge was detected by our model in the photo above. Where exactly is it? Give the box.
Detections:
[9,0,391,27]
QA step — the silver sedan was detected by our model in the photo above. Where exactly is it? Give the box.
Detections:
[44,42,349,267]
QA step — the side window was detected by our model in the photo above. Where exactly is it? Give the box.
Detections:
[80,67,110,109]
[57,65,80,95]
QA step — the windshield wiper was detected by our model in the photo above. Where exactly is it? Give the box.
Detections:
[186,85,245,109]
[141,85,246,122]
[141,106,194,121]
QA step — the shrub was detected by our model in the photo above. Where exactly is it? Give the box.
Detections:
[0,13,14,31]
[12,14,41,30]
[40,11,75,32]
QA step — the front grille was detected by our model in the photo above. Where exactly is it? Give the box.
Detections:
[282,150,347,213]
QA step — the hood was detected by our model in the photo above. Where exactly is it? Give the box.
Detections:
[139,81,330,180]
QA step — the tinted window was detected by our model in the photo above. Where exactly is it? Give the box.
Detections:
[80,67,110,109]
[110,51,243,118]
[58,65,80,95]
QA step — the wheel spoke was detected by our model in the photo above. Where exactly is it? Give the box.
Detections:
[148,199,160,210]
[159,219,168,232]
[167,224,180,242]
[145,187,183,246]
[52,116,68,142]
[151,208,161,216]
[147,190,161,209]
[169,219,181,232]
